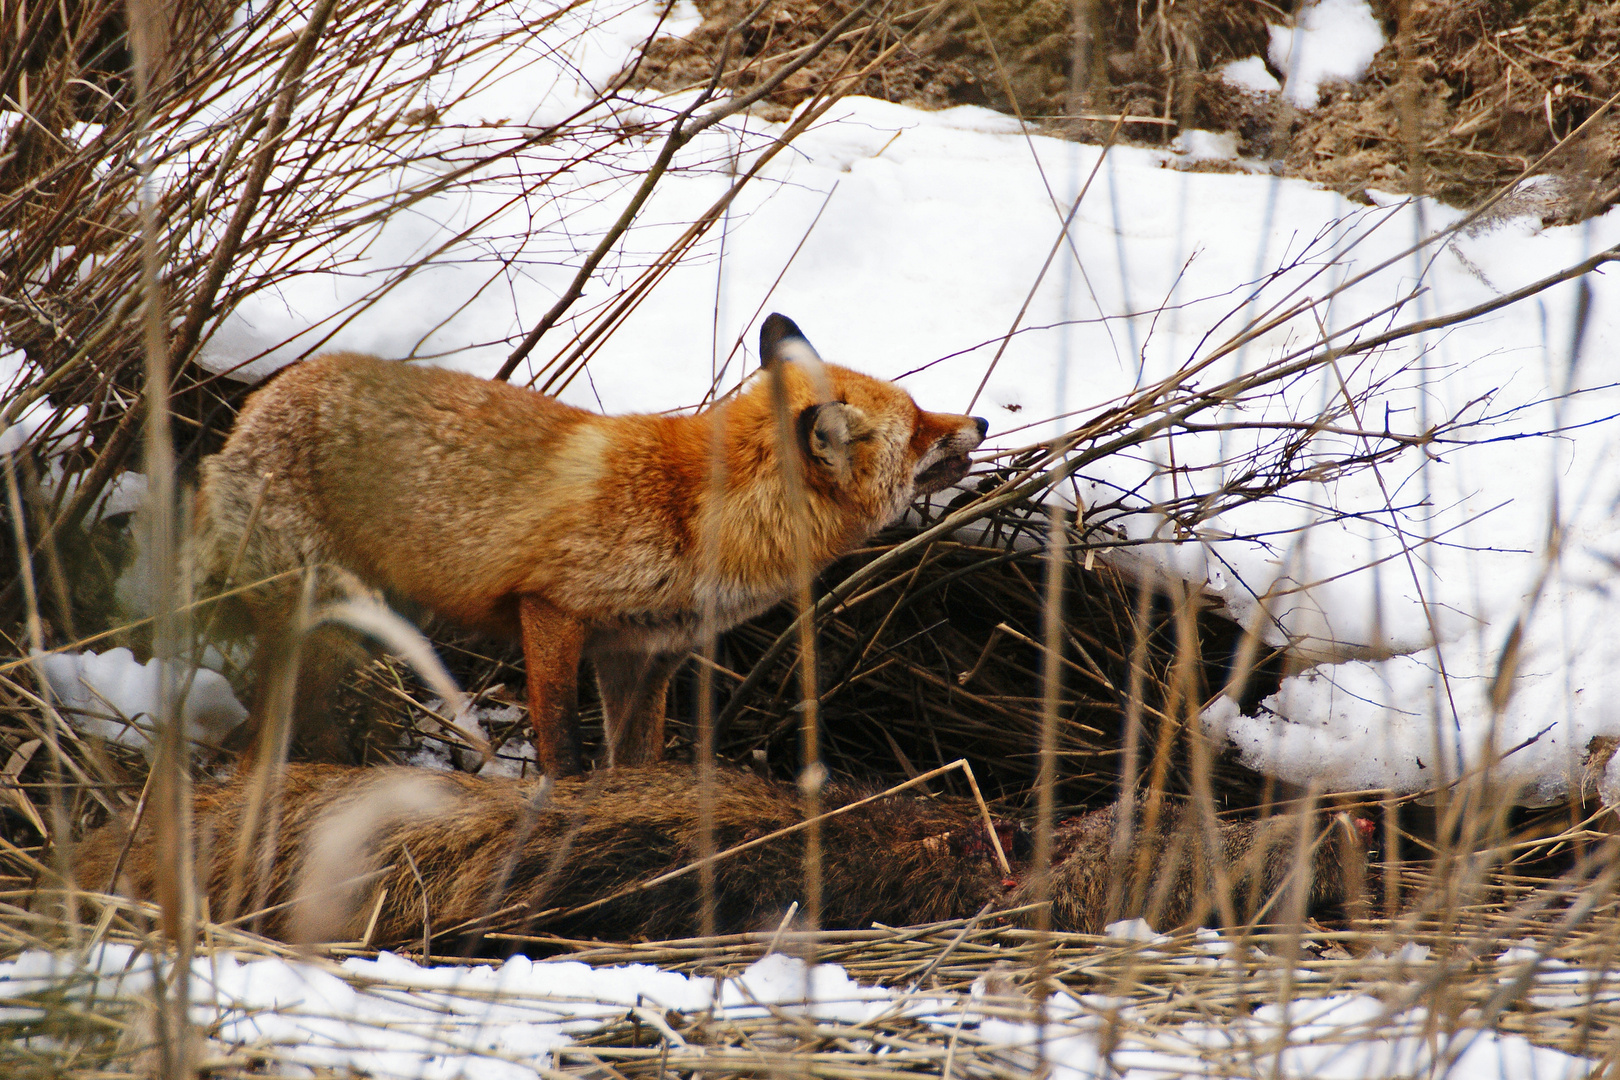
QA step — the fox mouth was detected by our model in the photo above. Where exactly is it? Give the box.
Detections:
[915,453,972,495]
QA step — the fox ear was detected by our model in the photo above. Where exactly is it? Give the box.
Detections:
[760,313,820,368]
[797,401,858,480]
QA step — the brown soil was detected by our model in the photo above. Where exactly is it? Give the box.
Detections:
[635,0,1620,222]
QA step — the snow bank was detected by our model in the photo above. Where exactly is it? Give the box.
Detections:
[1171,129,1241,164]
[1,348,86,456]
[194,20,1620,804]
[3,347,146,522]
[1220,56,1282,96]
[189,0,702,383]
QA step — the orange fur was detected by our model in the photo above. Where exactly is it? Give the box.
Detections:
[196,315,987,773]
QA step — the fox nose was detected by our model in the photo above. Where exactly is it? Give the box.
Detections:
[971,417,988,438]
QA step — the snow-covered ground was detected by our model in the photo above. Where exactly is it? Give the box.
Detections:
[30,648,245,760]
[0,932,1597,1079]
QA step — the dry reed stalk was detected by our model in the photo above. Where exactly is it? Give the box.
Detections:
[122,0,197,1071]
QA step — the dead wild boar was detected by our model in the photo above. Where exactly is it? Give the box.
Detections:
[75,763,1365,948]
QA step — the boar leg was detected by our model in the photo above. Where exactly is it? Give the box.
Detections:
[518,594,586,776]
[593,650,678,766]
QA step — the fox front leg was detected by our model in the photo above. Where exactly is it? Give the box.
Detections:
[517,594,586,776]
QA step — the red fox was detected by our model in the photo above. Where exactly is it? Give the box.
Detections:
[196,315,987,773]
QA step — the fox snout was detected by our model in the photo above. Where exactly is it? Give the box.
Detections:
[913,413,988,495]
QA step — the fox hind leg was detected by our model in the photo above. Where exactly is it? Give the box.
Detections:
[593,650,678,766]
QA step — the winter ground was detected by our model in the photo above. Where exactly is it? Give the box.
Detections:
[10,0,1617,803]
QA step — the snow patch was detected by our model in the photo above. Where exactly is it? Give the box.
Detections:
[1,348,87,456]
[32,648,246,757]
[1171,129,1240,163]
[1270,0,1385,108]
[1220,56,1282,95]
[0,942,1595,1079]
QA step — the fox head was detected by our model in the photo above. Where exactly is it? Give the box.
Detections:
[754,313,988,527]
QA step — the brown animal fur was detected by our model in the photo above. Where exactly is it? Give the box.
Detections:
[77,764,1364,948]
[195,315,986,773]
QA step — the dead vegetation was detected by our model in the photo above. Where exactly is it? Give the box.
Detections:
[75,761,1366,948]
